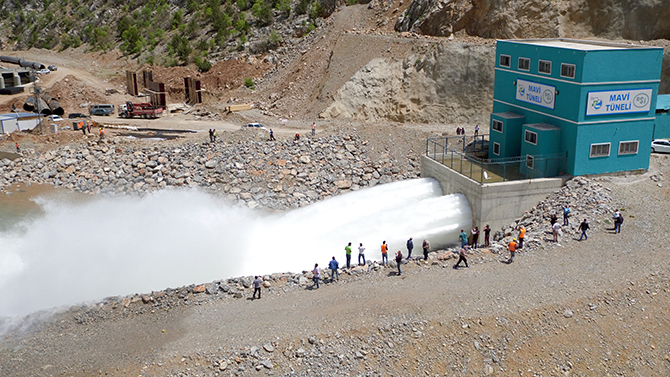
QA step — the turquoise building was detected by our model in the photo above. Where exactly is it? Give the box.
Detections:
[489,39,664,176]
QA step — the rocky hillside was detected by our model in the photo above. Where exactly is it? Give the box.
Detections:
[395,0,670,40]
[321,40,496,124]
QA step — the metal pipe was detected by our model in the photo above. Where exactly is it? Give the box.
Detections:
[41,94,64,116]
[0,56,46,70]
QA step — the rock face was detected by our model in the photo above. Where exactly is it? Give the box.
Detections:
[321,42,496,124]
[395,0,670,41]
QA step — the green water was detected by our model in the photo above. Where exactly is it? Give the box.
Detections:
[0,184,61,232]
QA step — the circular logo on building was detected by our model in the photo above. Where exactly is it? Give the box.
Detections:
[591,97,602,110]
[518,85,525,97]
[543,89,554,104]
[633,93,650,108]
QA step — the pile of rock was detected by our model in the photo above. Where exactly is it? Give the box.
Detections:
[0,133,420,210]
[490,176,619,253]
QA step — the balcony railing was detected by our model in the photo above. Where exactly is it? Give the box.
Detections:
[426,136,568,184]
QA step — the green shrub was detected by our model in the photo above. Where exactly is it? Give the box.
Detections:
[194,56,212,72]
[244,77,255,89]
[295,0,309,15]
[309,0,322,19]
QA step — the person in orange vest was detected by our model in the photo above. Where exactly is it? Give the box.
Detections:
[507,238,518,263]
[311,122,316,136]
[381,241,388,265]
[518,226,526,249]
[294,133,300,141]
[15,142,20,153]
[99,127,105,139]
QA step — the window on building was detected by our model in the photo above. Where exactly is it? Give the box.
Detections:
[539,60,552,74]
[492,119,503,133]
[524,130,538,145]
[518,57,530,71]
[526,155,534,169]
[499,54,511,68]
[590,143,611,158]
[560,63,576,79]
[493,142,500,156]
[618,140,639,155]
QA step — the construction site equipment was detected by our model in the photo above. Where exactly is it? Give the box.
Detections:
[225,104,253,113]
[0,56,46,70]
[119,101,163,119]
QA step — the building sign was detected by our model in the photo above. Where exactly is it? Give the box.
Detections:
[586,88,652,116]
[516,79,555,110]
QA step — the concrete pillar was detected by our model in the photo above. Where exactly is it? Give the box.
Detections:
[12,72,20,86]
[0,75,5,89]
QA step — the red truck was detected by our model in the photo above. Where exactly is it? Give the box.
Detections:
[119,101,163,119]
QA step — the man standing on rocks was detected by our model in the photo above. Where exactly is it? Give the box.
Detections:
[454,246,469,269]
[562,205,571,226]
[15,142,20,153]
[358,243,366,266]
[312,264,320,289]
[311,122,316,136]
[518,226,525,249]
[345,242,352,269]
[471,227,479,249]
[484,225,491,247]
[459,230,468,248]
[252,276,262,299]
[422,239,430,261]
[395,251,403,275]
[507,238,517,263]
[329,257,339,281]
[381,241,388,265]
[406,238,414,260]
[578,219,590,241]
[269,129,276,141]
[552,221,562,242]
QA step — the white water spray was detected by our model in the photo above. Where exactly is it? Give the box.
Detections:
[0,178,471,317]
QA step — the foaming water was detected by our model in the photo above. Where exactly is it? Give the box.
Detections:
[0,178,471,317]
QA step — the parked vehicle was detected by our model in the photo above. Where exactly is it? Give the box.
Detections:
[46,115,64,122]
[651,139,670,153]
[36,68,50,75]
[68,113,91,119]
[48,65,58,71]
[242,123,268,130]
[89,104,114,116]
[118,101,163,119]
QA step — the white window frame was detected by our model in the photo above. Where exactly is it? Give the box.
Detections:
[590,143,611,158]
[492,119,503,133]
[499,54,511,68]
[618,140,639,155]
[539,60,552,74]
[518,57,530,71]
[524,130,538,145]
[526,154,534,169]
[493,142,500,156]
[560,63,576,79]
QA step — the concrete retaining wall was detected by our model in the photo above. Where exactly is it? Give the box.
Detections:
[421,155,569,232]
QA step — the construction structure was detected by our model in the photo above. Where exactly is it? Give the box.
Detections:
[184,77,202,105]
[126,70,139,96]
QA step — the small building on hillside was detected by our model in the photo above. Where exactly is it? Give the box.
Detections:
[489,39,664,176]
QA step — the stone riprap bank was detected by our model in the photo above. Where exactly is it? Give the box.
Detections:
[0,134,420,210]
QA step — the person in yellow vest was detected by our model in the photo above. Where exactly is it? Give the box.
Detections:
[507,238,517,263]
[99,126,105,139]
[518,226,526,249]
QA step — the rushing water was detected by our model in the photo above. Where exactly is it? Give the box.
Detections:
[0,178,471,317]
